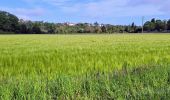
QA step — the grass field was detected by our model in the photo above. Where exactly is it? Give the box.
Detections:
[1,34,170,99]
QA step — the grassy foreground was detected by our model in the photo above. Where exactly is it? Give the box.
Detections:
[0,34,170,99]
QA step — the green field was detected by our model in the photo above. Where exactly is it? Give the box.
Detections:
[1,34,170,99]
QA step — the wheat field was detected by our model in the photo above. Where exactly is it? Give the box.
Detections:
[0,34,170,99]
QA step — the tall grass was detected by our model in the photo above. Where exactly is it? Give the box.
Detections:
[0,34,170,99]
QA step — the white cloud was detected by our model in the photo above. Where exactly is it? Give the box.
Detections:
[22,0,72,6]
[21,0,170,18]
[43,0,71,6]
[15,8,44,16]
[3,0,170,23]
[0,7,45,20]
[53,0,164,18]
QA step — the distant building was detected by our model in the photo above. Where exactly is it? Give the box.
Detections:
[64,22,76,26]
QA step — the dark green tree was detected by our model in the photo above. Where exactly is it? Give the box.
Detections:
[155,20,164,31]
[101,25,107,33]
[0,11,19,32]
[32,24,41,34]
[167,19,170,30]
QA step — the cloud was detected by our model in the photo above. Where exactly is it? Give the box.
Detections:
[127,0,170,13]
[52,0,163,18]
[2,0,170,24]
[0,7,45,20]
[15,8,44,16]
[20,0,170,19]
[127,0,163,6]
[22,0,72,6]
[43,0,71,6]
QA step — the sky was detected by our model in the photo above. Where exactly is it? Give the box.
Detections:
[0,0,170,25]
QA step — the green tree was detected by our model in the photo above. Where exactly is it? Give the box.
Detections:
[130,22,137,33]
[144,21,155,31]
[0,11,19,32]
[20,24,27,33]
[167,19,170,30]
[32,24,41,34]
[94,22,99,27]
[155,20,164,31]
[151,18,156,23]
[101,25,107,33]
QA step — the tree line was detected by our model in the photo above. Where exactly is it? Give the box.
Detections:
[144,18,170,32]
[1,10,170,34]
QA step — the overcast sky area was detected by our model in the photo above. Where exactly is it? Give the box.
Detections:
[0,0,170,25]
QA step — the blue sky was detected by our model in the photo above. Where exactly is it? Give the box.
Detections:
[0,0,170,25]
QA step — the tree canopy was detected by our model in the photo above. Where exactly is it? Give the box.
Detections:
[0,11,19,32]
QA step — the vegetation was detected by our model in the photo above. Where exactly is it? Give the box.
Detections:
[1,10,170,34]
[0,34,170,99]
[144,18,170,32]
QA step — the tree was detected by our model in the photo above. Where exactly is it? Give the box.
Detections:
[101,25,107,33]
[94,26,102,33]
[0,11,19,32]
[151,18,156,23]
[94,22,99,27]
[144,21,150,31]
[155,20,164,31]
[124,26,130,33]
[144,21,155,31]
[43,22,56,33]
[20,24,27,33]
[130,22,137,33]
[32,24,41,34]
[163,20,167,31]
[84,26,94,33]
[167,19,170,30]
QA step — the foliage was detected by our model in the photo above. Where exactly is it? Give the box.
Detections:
[0,10,141,34]
[144,18,168,32]
[2,10,170,34]
[0,11,19,32]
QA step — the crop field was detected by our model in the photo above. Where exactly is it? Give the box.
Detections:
[1,34,170,99]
